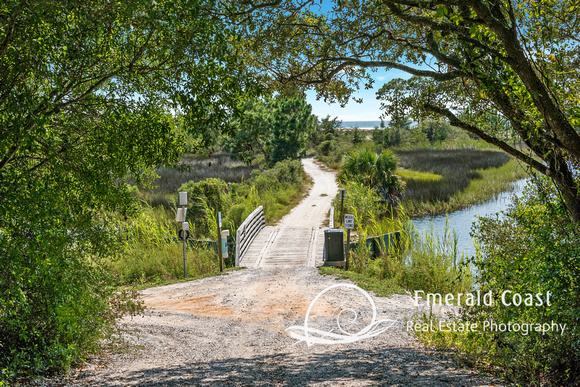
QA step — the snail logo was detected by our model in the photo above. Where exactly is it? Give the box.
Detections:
[285,283,398,346]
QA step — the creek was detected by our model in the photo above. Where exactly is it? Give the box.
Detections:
[411,179,529,258]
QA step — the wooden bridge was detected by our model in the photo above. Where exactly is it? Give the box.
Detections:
[235,158,338,268]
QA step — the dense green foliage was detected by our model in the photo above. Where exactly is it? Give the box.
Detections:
[339,148,405,202]
[0,0,257,379]
[468,178,580,384]
[227,96,316,165]
[417,178,580,385]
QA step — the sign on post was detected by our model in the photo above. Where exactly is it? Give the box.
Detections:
[179,191,188,206]
[344,214,355,229]
[175,208,187,223]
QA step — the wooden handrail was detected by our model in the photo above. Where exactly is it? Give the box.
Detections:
[235,206,265,266]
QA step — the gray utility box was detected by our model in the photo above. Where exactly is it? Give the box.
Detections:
[323,229,345,265]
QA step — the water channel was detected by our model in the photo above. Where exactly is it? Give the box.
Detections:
[411,179,529,258]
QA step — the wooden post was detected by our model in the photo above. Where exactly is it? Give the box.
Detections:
[339,189,346,226]
[345,228,351,271]
[216,211,224,272]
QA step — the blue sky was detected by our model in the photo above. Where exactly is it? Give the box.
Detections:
[302,1,414,121]
[306,67,412,122]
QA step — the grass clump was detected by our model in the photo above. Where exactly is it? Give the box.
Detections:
[327,180,472,299]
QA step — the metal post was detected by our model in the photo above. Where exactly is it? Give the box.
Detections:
[216,211,223,272]
[183,231,187,278]
[182,221,189,279]
[178,191,188,279]
[339,189,346,226]
[345,228,351,271]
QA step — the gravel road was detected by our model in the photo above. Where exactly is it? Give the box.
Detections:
[47,158,501,386]
[66,268,501,386]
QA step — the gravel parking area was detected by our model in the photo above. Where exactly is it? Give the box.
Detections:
[57,267,502,386]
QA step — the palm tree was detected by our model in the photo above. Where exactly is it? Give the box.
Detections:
[339,148,405,203]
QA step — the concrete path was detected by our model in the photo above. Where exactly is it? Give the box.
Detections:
[239,158,338,268]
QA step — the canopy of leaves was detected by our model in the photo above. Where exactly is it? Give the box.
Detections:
[232,0,580,222]
[227,95,316,165]
[0,0,257,377]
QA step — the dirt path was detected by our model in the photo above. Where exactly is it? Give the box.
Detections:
[60,159,501,386]
[242,158,338,268]
[278,158,339,228]
[70,268,500,386]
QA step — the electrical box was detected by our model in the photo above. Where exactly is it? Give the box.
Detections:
[324,229,344,263]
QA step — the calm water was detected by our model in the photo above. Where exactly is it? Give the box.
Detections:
[411,179,528,258]
[340,121,384,129]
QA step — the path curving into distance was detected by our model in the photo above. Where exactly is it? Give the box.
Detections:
[239,158,339,268]
[67,159,501,387]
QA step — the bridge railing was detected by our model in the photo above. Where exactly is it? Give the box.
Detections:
[235,205,265,266]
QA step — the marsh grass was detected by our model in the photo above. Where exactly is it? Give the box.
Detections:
[146,151,259,194]
[396,149,527,216]
[396,168,442,182]
[402,220,473,297]
[330,182,472,297]
[109,205,221,284]
[322,217,472,298]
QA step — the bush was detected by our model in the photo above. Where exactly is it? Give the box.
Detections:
[317,140,336,156]
[416,177,580,385]
[339,147,405,202]
[0,217,142,380]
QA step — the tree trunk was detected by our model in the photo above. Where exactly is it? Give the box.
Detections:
[548,158,580,224]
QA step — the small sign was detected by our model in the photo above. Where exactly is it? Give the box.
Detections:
[344,214,355,229]
[218,211,222,228]
[179,191,188,206]
[175,208,187,223]
[340,189,346,200]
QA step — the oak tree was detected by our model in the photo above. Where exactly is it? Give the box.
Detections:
[233,0,580,222]
[0,0,257,375]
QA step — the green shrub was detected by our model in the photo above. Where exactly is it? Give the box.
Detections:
[0,218,142,380]
[465,177,580,384]
[339,147,405,202]
[317,140,336,156]
[415,177,580,385]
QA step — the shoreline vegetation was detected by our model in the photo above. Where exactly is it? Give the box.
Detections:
[311,125,528,219]
[312,124,578,385]
[401,157,528,217]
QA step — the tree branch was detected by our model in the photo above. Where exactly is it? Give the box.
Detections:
[424,102,548,174]
[295,57,463,83]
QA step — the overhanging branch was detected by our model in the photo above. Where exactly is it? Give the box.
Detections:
[298,57,463,83]
[425,102,548,174]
